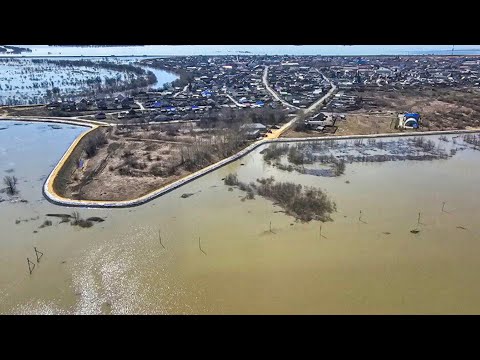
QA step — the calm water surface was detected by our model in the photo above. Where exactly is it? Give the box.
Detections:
[1,123,480,314]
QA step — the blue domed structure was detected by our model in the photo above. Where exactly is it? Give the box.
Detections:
[401,113,421,129]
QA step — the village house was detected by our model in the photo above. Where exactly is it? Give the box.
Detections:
[95,112,106,120]
[241,123,268,139]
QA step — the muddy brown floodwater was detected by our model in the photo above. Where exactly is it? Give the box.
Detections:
[1,122,480,314]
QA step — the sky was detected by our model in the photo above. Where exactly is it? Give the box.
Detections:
[6,45,480,57]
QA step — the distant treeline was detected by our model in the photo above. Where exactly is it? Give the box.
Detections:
[48,45,145,47]
[31,59,147,75]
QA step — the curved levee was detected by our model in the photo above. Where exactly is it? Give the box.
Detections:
[40,126,480,209]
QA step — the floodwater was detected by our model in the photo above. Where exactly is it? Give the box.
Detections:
[94,57,178,90]
[1,124,480,314]
[0,57,178,105]
[0,59,131,104]
[139,66,178,90]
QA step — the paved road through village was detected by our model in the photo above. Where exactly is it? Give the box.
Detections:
[262,66,338,139]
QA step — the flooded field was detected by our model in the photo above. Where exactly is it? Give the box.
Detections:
[1,123,480,314]
[0,58,177,105]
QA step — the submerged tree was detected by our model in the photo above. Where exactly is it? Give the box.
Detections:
[3,176,18,196]
[52,87,61,98]
[333,159,346,176]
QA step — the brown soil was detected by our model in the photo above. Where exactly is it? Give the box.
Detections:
[334,114,399,136]
[283,87,480,137]
[71,141,186,201]
[282,113,398,138]
[58,124,251,201]
[349,87,480,131]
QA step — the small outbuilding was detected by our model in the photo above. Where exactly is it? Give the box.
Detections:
[95,112,106,120]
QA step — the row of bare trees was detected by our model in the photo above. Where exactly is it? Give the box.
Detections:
[176,126,249,172]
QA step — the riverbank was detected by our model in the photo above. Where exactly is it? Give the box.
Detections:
[0,116,108,127]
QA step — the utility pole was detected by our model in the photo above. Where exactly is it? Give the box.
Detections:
[199,237,206,255]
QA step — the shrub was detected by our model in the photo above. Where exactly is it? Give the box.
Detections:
[124,157,147,170]
[165,165,178,176]
[256,177,275,186]
[76,219,93,228]
[275,163,295,172]
[234,177,338,222]
[412,137,435,151]
[70,211,81,224]
[224,173,239,186]
[150,163,165,177]
[333,159,346,176]
[238,182,252,192]
[70,211,93,228]
[165,125,179,136]
[107,142,121,154]
[122,150,134,158]
[118,167,134,176]
[262,144,289,162]
[84,132,108,158]
[144,144,157,151]
[39,220,52,228]
[287,146,309,165]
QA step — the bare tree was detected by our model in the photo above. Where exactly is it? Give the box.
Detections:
[3,176,18,196]
[296,109,307,122]
[83,132,108,158]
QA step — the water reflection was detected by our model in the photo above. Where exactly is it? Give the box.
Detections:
[2,125,480,314]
